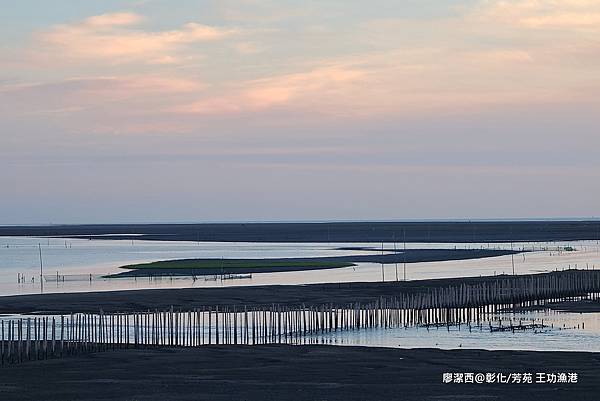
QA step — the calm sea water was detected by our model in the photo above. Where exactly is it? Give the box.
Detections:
[310,309,600,352]
[0,237,599,296]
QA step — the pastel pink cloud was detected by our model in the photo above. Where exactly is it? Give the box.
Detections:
[35,12,236,65]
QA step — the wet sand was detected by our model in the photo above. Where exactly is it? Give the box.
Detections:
[0,272,574,314]
[1,345,598,401]
[2,220,599,243]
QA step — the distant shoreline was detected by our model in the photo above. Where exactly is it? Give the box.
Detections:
[1,220,599,243]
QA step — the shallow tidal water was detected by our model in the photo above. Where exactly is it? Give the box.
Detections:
[0,237,599,296]
[308,308,600,352]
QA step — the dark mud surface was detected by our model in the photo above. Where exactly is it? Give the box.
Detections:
[1,345,598,401]
[0,272,573,315]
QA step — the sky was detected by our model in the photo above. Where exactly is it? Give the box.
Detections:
[1,0,599,224]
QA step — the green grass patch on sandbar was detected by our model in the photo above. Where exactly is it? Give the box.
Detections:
[120,258,353,271]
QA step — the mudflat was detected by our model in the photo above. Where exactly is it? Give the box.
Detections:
[1,345,598,401]
[0,272,578,314]
[515,299,600,313]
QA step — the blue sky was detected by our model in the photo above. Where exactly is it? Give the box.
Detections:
[1,0,599,223]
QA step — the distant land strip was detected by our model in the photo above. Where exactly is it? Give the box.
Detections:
[1,220,600,243]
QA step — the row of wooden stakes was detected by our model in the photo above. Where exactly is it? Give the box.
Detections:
[2,269,599,366]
